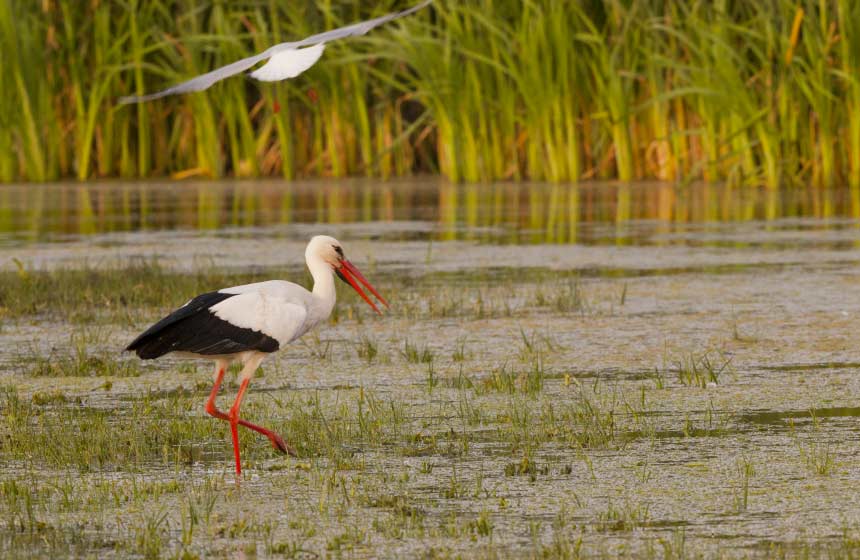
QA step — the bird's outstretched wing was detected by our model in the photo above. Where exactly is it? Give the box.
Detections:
[119,0,431,104]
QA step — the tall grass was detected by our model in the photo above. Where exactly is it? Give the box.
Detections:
[2,0,859,187]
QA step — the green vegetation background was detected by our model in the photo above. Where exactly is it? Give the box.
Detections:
[2,0,858,187]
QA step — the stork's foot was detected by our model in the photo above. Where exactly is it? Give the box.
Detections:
[268,432,298,457]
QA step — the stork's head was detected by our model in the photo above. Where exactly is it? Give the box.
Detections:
[306,235,389,314]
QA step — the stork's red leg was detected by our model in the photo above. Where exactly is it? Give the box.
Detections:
[205,367,297,458]
[205,367,229,421]
[227,378,251,475]
[238,420,296,456]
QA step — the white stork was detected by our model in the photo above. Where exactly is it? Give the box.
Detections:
[126,235,388,475]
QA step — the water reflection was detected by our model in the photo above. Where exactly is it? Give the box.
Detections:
[2,179,859,246]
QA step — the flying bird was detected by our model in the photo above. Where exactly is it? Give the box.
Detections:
[126,236,389,475]
[119,0,431,104]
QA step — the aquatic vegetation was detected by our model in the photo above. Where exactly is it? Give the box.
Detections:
[732,456,755,512]
[595,499,651,532]
[302,332,334,361]
[0,259,272,322]
[0,387,225,471]
[20,331,142,378]
[471,361,545,397]
[355,334,380,364]
[451,338,468,363]
[3,1,860,185]
[792,412,838,476]
[670,349,732,388]
[401,339,434,364]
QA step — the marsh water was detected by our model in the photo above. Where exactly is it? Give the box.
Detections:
[2,179,860,558]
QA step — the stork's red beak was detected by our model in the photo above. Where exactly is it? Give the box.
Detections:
[336,260,389,314]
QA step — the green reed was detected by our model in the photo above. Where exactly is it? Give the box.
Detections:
[3,0,860,186]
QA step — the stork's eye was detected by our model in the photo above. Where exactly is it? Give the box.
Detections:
[333,245,344,258]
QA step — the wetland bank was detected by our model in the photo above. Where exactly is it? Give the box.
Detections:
[2,180,860,558]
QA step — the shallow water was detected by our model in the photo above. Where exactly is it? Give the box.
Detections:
[3,179,860,245]
[2,179,860,558]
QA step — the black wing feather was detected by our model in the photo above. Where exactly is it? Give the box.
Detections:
[126,292,279,359]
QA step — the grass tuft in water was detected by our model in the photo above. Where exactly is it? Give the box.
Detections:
[355,335,379,364]
[21,332,141,378]
[733,456,755,512]
[672,350,731,388]
[401,339,433,364]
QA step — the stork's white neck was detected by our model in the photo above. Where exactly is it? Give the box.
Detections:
[307,253,336,318]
